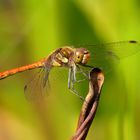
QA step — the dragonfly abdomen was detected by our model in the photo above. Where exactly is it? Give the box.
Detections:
[0,61,43,80]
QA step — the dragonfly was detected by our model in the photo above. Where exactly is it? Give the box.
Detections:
[0,40,140,100]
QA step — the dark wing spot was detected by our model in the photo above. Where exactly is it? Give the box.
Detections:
[129,40,138,43]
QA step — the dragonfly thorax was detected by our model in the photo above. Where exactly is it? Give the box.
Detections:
[74,48,90,65]
[49,47,90,68]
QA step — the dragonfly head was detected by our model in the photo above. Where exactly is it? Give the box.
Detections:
[75,48,90,65]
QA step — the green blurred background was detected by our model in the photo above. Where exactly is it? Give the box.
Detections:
[0,0,140,140]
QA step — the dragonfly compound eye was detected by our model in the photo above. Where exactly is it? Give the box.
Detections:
[75,49,90,65]
[81,50,90,64]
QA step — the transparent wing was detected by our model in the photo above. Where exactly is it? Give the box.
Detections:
[76,40,140,73]
[24,67,50,100]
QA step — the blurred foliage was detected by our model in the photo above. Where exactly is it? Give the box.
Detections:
[0,0,140,140]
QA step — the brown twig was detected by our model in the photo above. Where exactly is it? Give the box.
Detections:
[71,68,104,140]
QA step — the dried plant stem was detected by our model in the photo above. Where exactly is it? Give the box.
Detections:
[71,68,104,140]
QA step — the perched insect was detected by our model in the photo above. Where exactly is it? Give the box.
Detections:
[0,40,139,100]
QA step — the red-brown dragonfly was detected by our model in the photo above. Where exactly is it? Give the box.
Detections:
[0,40,139,100]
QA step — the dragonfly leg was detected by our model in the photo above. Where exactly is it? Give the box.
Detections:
[68,65,77,88]
[68,68,73,89]
[72,65,89,83]
[73,65,77,82]
[68,67,85,101]
[76,65,89,78]
[69,86,85,101]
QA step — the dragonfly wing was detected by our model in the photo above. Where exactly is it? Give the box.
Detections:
[77,40,140,73]
[24,67,50,100]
